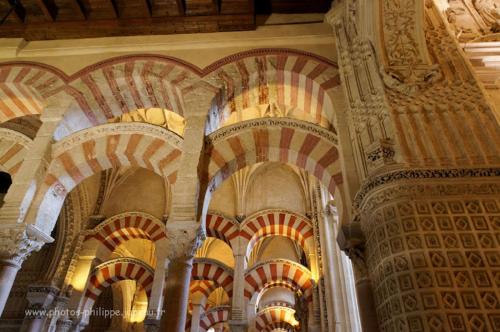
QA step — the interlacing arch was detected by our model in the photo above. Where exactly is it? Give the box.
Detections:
[199,306,230,332]
[255,306,297,332]
[83,212,167,255]
[0,63,66,122]
[204,118,343,204]
[0,128,32,175]
[31,122,182,232]
[244,259,313,301]
[192,258,234,298]
[204,49,340,134]
[81,257,154,313]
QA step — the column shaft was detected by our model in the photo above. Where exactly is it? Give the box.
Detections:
[0,259,20,316]
[162,258,193,332]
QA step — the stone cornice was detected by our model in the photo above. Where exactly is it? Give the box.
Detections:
[354,167,500,210]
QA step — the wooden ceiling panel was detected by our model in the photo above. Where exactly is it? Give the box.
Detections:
[184,0,217,16]
[0,0,328,40]
[220,0,252,15]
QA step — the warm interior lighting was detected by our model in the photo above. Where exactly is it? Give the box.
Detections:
[109,108,186,136]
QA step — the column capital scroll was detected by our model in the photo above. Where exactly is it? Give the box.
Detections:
[0,224,53,267]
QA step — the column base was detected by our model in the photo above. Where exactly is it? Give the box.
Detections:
[228,320,248,332]
[144,318,161,332]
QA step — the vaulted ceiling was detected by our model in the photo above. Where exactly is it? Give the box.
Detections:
[0,0,331,40]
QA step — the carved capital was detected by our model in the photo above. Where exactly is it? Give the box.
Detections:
[0,224,53,267]
[165,223,206,260]
[366,138,396,172]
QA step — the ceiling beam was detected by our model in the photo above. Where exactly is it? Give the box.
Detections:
[7,0,26,23]
[36,0,58,21]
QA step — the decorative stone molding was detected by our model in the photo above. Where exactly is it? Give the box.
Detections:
[365,139,396,172]
[0,224,53,266]
[354,167,500,209]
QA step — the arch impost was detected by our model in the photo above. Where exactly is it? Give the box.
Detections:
[206,118,339,146]
[165,222,205,261]
[52,122,183,157]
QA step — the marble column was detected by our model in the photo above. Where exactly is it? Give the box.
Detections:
[0,258,22,315]
[162,257,193,332]
[146,254,169,324]
[338,223,378,332]
[189,302,203,332]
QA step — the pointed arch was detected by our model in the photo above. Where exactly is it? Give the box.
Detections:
[244,259,313,302]
[31,122,182,233]
[81,258,154,313]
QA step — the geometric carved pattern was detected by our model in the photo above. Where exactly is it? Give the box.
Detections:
[82,257,154,312]
[244,259,313,301]
[362,194,500,331]
[83,212,166,253]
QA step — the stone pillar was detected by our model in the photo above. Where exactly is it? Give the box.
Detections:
[21,285,59,332]
[161,223,205,332]
[229,240,247,332]
[55,319,73,332]
[356,172,500,331]
[0,225,52,317]
[189,302,203,332]
[338,222,378,332]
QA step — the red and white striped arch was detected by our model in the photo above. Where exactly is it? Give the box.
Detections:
[190,280,218,304]
[60,56,199,138]
[241,210,314,258]
[82,258,154,313]
[244,259,313,301]
[205,213,239,247]
[0,63,66,123]
[255,306,297,332]
[192,258,234,298]
[0,128,32,175]
[31,122,182,233]
[84,212,166,255]
[199,306,230,332]
[204,51,340,134]
[205,118,342,196]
